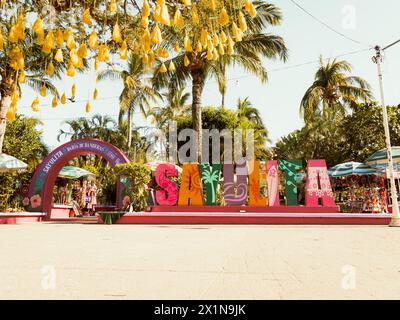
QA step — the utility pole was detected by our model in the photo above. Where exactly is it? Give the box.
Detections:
[372,43,400,227]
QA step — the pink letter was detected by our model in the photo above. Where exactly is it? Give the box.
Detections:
[266,160,280,207]
[306,160,335,207]
[155,164,179,206]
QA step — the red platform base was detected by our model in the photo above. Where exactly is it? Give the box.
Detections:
[116,207,390,225]
[0,213,45,224]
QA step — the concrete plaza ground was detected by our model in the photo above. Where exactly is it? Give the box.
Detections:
[0,223,399,299]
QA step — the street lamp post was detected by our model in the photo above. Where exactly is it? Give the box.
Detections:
[372,45,400,227]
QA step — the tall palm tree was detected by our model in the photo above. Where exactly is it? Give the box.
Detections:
[300,56,373,122]
[0,21,64,153]
[236,97,263,126]
[97,54,162,150]
[153,0,288,161]
[57,114,117,142]
[151,86,191,128]
[236,97,270,159]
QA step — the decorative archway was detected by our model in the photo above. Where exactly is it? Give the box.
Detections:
[28,139,130,215]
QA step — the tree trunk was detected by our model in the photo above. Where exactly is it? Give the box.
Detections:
[221,92,225,109]
[0,77,15,154]
[191,69,204,163]
[127,106,132,152]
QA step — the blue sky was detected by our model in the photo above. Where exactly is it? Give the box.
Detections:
[16,0,400,151]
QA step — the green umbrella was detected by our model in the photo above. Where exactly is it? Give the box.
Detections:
[329,162,378,177]
[0,153,28,173]
[58,166,95,179]
[366,147,400,165]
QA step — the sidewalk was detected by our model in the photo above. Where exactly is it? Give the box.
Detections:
[0,223,399,299]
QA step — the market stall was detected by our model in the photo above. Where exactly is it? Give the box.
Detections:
[53,166,98,216]
[329,162,388,213]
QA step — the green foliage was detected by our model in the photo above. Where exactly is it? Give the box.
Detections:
[300,57,373,122]
[113,163,152,212]
[176,105,271,161]
[0,115,48,210]
[274,102,400,167]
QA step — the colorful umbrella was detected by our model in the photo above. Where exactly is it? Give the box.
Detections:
[328,162,378,177]
[366,147,400,165]
[0,153,28,173]
[58,166,95,179]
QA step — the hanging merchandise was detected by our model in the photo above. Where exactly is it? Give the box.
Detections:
[85,101,91,113]
[93,88,98,100]
[71,84,76,97]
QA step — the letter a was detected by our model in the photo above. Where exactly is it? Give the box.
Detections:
[178,163,203,206]
[306,160,335,207]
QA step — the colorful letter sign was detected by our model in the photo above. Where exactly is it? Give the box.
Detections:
[306,160,335,207]
[223,161,248,206]
[178,163,204,206]
[248,160,267,206]
[279,160,303,206]
[200,163,222,205]
[266,160,280,207]
[155,163,179,206]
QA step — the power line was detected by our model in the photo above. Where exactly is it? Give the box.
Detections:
[17,48,372,114]
[288,0,373,48]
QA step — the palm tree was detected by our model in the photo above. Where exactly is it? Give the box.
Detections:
[236,97,263,126]
[151,86,191,128]
[0,23,63,153]
[153,0,288,161]
[97,54,162,150]
[300,56,373,122]
[57,114,117,142]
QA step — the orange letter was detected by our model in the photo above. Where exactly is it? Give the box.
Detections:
[178,163,203,206]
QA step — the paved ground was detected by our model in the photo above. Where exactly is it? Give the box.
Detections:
[0,223,399,299]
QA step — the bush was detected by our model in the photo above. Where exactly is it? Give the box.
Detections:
[113,163,152,212]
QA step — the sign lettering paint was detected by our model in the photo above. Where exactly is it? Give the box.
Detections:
[154,159,335,208]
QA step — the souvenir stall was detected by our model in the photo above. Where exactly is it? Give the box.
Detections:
[53,166,98,216]
[366,147,400,207]
[329,162,388,213]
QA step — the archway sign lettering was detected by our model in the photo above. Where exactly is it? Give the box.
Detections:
[28,139,130,214]
[154,160,336,208]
